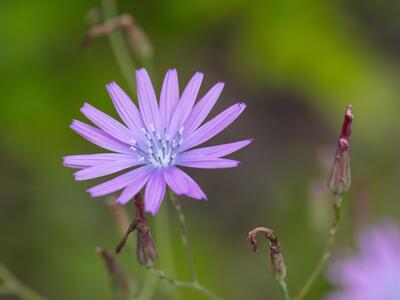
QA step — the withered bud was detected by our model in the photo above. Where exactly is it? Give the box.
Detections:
[84,14,153,59]
[248,227,287,281]
[327,105,352,195]
[115,194,157,267]
[97,247,135,297]
[134,194,157,266]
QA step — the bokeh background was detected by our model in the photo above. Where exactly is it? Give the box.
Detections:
[1,0,400,299]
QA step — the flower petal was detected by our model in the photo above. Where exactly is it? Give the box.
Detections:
[179,139,253,160]
[174,168,207,200]
[168,72,203,137]
[159,69,179,129]
[80,103,134,144]
[115,170,154,205]
[106,82,146,144]
[176,157,240,169]
[63,153,132,169]
[180,103,246,152]
[87,166,152,197]
[136,68,162,133]
[144,170,166,215]
[70,120,131,154]
[183,82,224,139]
[74,159,143,181]
[163,166,189,195]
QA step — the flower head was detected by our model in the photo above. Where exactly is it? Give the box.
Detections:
[326,221,400,300]
[63,68,251,215]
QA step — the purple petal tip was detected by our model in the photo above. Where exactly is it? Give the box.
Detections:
[62,156,70,167]
[136,68,147,75]
[194,72,204,78]
[238,102,247,110]
[246,139,255,146]
[80,102,90,113]
[86,188,97,198]
[69,119,78,129]
[115,198,125,205]
[105,82,115,90]
[216,82,225,90]
[145,207,157,216]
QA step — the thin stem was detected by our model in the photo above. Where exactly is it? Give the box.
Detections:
[0,262,49,300]
[293,195,343,300]
[101,0,136,91]
[167,190,198,282]
[152,203,181,300]
[134,271,157,300]
[108,201,157,300]
[276,279,291,300]
[148,267,222,300]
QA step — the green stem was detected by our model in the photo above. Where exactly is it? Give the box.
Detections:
[167,190,198,282]
[0,262,49,300]
[101,0,136,91]
[276,279,291,300]
[150,204,181,300]
[293,195,343,300]
[148,267,222,300]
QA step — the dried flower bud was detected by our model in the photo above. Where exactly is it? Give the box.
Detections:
[115,193,157,267]
[133,194,157,266]
[248,227,287,281]
[327,105,352,195]
[84,14,153,59]
[135,221,157,266]
[97,247,136,299]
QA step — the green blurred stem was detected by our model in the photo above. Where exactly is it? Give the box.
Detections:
[0,262,50,300]
[148,267,222,300]
[165,191,222,299]
[276,278,291,300]
[134,271,157,300]
[151,203,180,300]
[293,194,343,300]
[101,0,136,91]
[168,190,198,282]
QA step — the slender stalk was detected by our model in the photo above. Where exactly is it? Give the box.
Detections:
[293,195,343,300]
[167,190,198,282]
[101,0,136,91]
[148,267,222,300]
[151,203,181,300]
[248,227,289,300]
[276,279,291,300]
[0,262,49,300]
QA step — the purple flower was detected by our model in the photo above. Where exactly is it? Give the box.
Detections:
[326,221,400,300]
[63,68,251,215]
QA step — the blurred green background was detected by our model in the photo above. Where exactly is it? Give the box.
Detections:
[1,0,400,299]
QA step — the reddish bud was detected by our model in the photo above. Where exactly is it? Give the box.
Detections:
[327,106,352,195]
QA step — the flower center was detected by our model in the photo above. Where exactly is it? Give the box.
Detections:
[130,124,184,168]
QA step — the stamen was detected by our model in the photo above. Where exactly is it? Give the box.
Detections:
[130,127,183,168]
